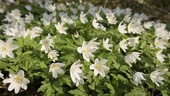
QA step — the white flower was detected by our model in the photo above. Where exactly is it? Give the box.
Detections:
[95,11,103,21]
[118,21,127,34]
[150,70,166,86]
[77,41,96,62]
[80,12,88,24]
[48,50,59,61]
[25,27,43,39]
[55,22,68,34]
[4,24,25,38]
[92,18,106,31]
[25,5,32,11]
[0,72,4,79]
[124,15,131,23]
[128,20,144,34]
[103,38,113,51]
[156,50,166,63]
[3,70,30,94]
[106,12,117,24]
[0,39,19,58]
[49,63,65,78]
[90,58,109,77]
[5,9,23,23]
[40,34,54,53]
[41,12,54,26]
[45,4,56,12]
[144,21,153,29]
[132,72,146,86]
[155,29,170,41]
[92,18,99,29]
[127,37,139,47]
[119,39,128,52]
[25,12,34,23]
[70,60,86,86]
[154,38,167,49]
[124,52,141,67]
[88,38,100,50]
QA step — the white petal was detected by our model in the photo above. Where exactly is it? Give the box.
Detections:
[8,83,15,91]
[3,78,12,83]
[90,64,95,70]
[14,84,20,94]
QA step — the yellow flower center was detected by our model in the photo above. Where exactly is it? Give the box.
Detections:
[2,47,8,51]
[44,40,49,45]
[82,50,87,53]
[14,75,23,83]
[155,40,160,46]
[95,64,102,70]
[51,64,59,70]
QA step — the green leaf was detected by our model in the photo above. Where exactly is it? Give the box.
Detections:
[113,63,120,69]
[119,65,129,72]
[39,62,48,73]
[68,89,85,95]
[52,81,63,94]
[0,61,7,69]
[62,76,72,87]
[37,83,50,92]
[88,82,95,90]
[125,87,146,96]
[105,83,114,90]
[105,83,115,95]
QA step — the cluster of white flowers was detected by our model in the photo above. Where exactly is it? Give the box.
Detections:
[0,0,169,94]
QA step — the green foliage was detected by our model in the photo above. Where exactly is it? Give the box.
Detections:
[0,0,170,96]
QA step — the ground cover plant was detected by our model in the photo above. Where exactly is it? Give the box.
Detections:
[0,0,170,95]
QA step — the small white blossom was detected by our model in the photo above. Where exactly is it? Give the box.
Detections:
[124,52,141,67]
[40,34,54,53]
[48,50,59,61]
[128,20,144,34]
[154,38,167,49]
[92,18,106,31]
[103,38,113,51]
[3,70,30,94]
[90,58,109,77]
[88,38,100,50]
[3,24,25,38]
[45,4,56,12]
[0,72,4,79]
[95,11,103,21]
[49,63,65,78]
[156,50,166,63]
[0,38,19,58]
[106,12,117,24]
[118,21,127,34]
[24,5,32,11]
[133,72,146,86]
[127,37,139,47]
[41,12,54,26]
[70,60,86,86]
[144,21,153,29]
[77,41,96,62]
[80,12,88,24]
[5,9,23,24]
[150,69,167,86]
[55,22,68,34]
[60,15,73,24]
[25,27,43,39]
[155,30,170,41]
[124,15,131,23]
[119,39,128,52]
[25,12,34,23]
